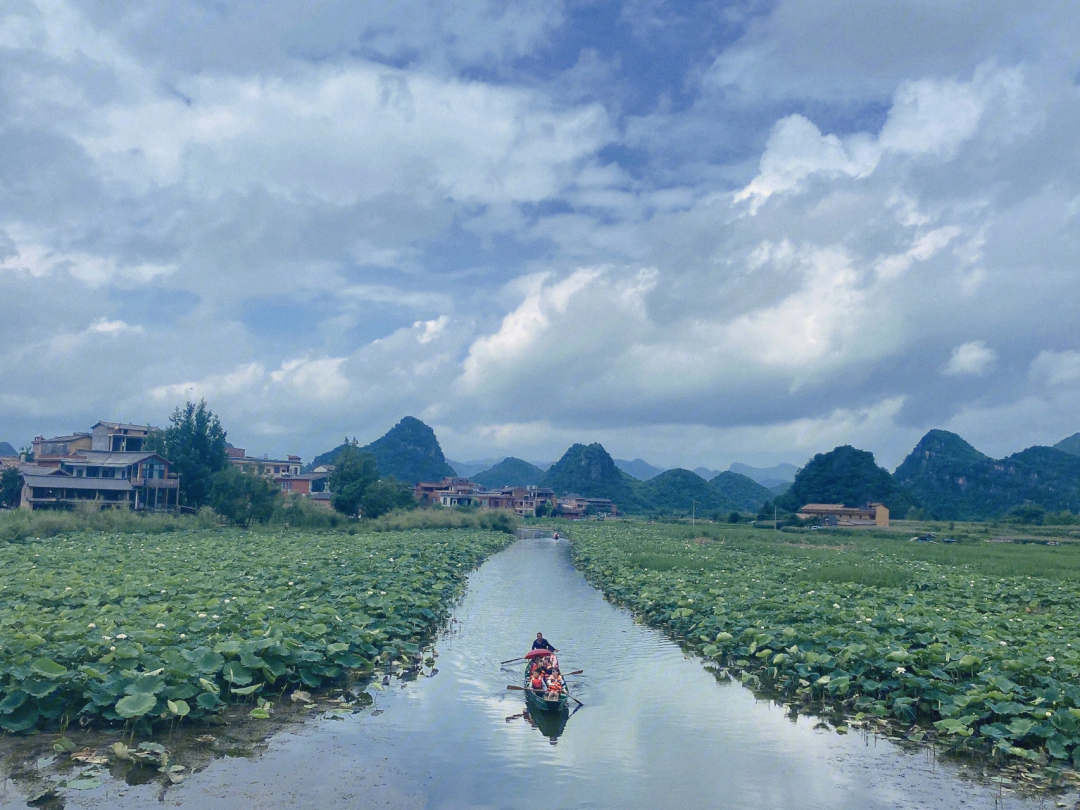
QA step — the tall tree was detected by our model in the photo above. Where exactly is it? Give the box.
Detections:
[150,400,229,508]
[330,441,378,516]
[209,465,280,525]
[0,467,21,509]
[361,477,415,518]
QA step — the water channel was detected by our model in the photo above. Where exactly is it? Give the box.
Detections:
[4,536,1057,809]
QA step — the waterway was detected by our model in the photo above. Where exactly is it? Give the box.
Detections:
[2,537,1057,809]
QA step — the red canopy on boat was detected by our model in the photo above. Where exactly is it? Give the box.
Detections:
[524,649,555,660]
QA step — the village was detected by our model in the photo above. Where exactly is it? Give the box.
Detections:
[0,419,619,520]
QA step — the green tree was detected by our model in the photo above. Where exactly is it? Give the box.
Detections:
[209,465,280,525]
[757,500,775,521]
[150,400,229,508]
[360,477,415,519]
[0,467,21,509]
[330,441,378,516]
[727,511,741,523]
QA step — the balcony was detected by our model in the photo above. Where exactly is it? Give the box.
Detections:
[130,477,178,488]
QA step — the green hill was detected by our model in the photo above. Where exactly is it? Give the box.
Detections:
[709,471,774,512]
[542,443,642,509]
[472,457,545,488]
[639,469,732,514]
[0,442,15,457]
[895,430,1080,520]
[308,417,456,485]
[776,445,917,515]
[1054,433,1080,457]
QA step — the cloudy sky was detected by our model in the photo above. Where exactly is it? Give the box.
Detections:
[1,1,1078,471]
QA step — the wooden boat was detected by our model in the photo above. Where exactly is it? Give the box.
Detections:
[522,662,569,714]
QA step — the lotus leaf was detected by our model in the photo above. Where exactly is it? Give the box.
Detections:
[30,658,68,679]
[115,693,157,718]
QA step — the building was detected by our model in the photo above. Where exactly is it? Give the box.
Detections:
[275,472,330,496]
[556,494,617,519]
[19,451,179,510]
[796,503,889,527]
[414,477,479,506]
[412,478,557,517]
[32,432,93,459]
[227,446,302,476]
[91,422,154,452]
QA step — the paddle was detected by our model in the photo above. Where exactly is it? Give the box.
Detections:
[500,656,526,665]
[564,670,583,676]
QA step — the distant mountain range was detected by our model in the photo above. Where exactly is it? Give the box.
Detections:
[309,416,1080,521]
[728,462,798,487]
[0,442,15,457]
[614,458,666,480]
[893,430,1080,520]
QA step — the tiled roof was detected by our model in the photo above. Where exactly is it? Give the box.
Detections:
[22,475,132,491]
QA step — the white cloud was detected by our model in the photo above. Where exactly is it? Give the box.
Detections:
[0,226,174,288]
[942,341,997,376]
[736,65,1027,211]
[1030,349,1080,387]
[72,65,611,207]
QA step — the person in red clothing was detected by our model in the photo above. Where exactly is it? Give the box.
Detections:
[529,671,546,692]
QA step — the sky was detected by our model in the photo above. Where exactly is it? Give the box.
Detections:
[1,1,1079,472]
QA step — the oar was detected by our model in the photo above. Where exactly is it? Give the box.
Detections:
[500,656,526,665]
[564,670,583,676]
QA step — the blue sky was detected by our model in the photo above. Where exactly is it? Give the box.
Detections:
[1,1,1079,471]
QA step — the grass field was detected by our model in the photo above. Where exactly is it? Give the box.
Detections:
[0,525,512,735]
[568,519,1080,784]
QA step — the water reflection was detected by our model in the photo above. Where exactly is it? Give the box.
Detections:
[22,537,1062,810]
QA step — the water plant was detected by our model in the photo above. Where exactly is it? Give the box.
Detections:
[569,522,1080,782]
[0,527,511,734]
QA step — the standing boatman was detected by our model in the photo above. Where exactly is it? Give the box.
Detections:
[532,632,557,652]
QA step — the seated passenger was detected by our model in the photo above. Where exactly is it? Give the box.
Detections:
[529,671,546,692]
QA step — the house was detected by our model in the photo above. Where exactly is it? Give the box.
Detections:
[91,422,154,452]
[32,432,93,459]
[556,494,617,519]
[412,478,556,517]
[796,503,889,527]
[227,446,302,476]
[19,450,179,510]
[275,472,330,496]
[414,477,479,505]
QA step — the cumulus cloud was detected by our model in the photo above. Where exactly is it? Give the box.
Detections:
[943,341,997,376]
[2,0,1079,470]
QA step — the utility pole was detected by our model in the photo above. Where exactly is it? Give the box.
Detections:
[692,500,696,527]
[774,503,778,531]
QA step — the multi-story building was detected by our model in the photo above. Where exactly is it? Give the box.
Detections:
[19,450,178,510]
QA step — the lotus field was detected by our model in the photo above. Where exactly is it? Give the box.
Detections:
[569,522,1080,778]
[0,527,511,734]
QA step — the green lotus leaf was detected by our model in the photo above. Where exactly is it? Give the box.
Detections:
[0,691,27,714]
[126,675,166,695]
[30,658,68,679]
[115,692,157,718]
[222,662,253,685]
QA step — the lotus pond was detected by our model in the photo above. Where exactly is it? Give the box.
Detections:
[0,527,512,735]
[568,521,1080,786]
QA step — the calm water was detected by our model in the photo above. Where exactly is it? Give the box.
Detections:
[14,537,1055,809]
